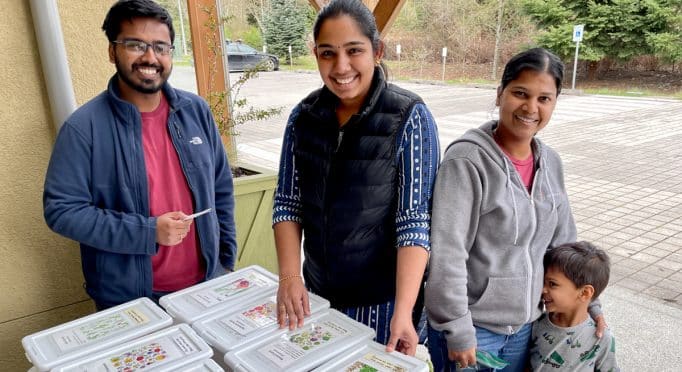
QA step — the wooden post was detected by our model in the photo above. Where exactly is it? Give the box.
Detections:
[185,0,236,161]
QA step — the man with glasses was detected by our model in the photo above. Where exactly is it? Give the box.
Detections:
[43,0,237,310]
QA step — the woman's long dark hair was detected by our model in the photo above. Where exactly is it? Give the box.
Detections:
[501,48,564,96]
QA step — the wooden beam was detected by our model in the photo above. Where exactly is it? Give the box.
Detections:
[373,0,406,38]
[305,0,405,38]
[307,0,326,11]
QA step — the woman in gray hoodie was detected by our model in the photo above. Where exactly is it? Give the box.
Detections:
[425,48,604,371]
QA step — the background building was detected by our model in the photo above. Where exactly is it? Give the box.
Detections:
[0,1,114,370]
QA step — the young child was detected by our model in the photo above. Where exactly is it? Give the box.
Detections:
[529,241,619,371]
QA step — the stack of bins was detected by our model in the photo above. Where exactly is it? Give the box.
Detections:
[223,308,376,372]
[158,265,280,368]
[191,287,330,369]
[172,358,223,371]
[159,265,279,325]
[312,341,429,372]
[22,298,172,371]
[49,324,214,371]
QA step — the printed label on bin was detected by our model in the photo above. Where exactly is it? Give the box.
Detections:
[220,299,277,335]
[191,271,272,308]
[258,320,350,369]
[83,333,196,371]
[342,352,410,372]
[52,307,150,352]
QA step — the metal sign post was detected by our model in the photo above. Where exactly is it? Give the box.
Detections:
[441,47,448,81]
[572,24,584,90]
[288,45,293,67]
[396,44,401,80]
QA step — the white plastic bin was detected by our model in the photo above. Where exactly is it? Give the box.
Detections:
[22,297,172,371]
[160,265,278,324]
[50,323,212,372]
[192,288,330,354]
[312,341,429,372]
[168,358,224,371]
[224,309,375,372]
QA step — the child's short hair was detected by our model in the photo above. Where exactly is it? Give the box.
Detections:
[545,241,611,299]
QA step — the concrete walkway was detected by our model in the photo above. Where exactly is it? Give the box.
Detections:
[171,68,682,370]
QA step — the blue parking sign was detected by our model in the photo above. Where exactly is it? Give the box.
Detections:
[573,25,584,42]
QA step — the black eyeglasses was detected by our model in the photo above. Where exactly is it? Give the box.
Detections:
[112,39,174,56]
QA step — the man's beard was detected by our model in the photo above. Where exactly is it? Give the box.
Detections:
[114,54,171,94]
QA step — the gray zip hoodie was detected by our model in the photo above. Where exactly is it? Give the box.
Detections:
[425,120,578,352]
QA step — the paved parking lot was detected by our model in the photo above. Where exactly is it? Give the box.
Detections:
[173,68,682,309]
[172,67,682,367]
[174,67,682,307]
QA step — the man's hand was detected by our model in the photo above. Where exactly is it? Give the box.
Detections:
[156,211,192,246]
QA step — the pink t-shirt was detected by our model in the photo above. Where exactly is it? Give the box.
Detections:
[141,95,205,291]
[499,146,535,192]
[509,152,535,191]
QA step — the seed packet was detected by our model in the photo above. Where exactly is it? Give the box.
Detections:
[475,350,509,369]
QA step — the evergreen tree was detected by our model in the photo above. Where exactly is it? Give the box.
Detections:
[263,0,310,62]
[522,0,682,65]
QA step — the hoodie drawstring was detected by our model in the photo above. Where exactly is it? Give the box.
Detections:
[502,157,519,245]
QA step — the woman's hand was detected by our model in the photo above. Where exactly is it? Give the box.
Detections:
[594,314,608,338]
[449,347,477,370]
[386,310,418,356]
[276,276,310,330]
[387,246,429,356]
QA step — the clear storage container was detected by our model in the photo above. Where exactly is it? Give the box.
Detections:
[192,288,330,354]
[159,265,278,324]
[168,358,224,371]
[50,323,212,372]
[312,341,429,372]
[22,297,172,371]
[224,309,375,372]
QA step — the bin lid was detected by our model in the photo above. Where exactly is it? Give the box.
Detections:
[224,309,375,372]
[312,340,429,372]
[192,288,330,354]
[167,358,224,372]
[159,265,278,324]
[50,323,212,372]
[22,297,172,371]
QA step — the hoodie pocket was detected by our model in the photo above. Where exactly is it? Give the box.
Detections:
[469,276,528,326]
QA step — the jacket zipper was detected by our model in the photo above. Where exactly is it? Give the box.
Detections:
[131,112,149,297]
[524,165,542,324]
[321,128,342,275]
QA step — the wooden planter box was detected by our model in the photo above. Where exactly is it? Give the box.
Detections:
[233,163,278,273]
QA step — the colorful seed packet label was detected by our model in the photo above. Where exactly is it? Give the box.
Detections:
[52,307,150,352]
[191,271,272,308]
[219,299,277,336]
[258,320,350,369]
[342,352,408,372]
[90,334,196,372]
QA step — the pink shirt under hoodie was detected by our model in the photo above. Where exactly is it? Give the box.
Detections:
[141,94,205,291]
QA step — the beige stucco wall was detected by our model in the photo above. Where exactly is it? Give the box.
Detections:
[0,1,114,370]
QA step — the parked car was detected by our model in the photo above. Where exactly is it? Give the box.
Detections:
[225,41,279,72]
